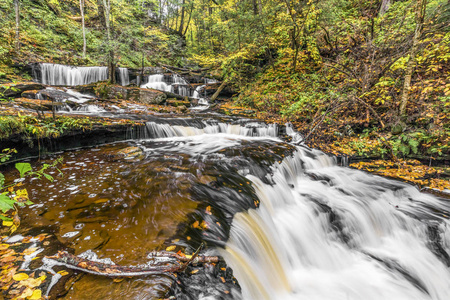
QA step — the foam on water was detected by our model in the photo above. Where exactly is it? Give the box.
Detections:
[221,147,450,300]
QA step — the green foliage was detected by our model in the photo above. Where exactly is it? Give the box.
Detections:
[0,148,62,227]
[0,0,185,69]
[0,114,93,141]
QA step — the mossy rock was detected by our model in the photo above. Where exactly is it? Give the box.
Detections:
[167,99,190,107]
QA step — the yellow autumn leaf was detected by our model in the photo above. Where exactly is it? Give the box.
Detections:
[13,273,29,281]
[192,221,200,229]
[28,289,42,299]
[18,277,43,288]
[2,221,13,227]
[0,244,10,250]
[191,269,199,274]
[166,245,176,251]
[57,270,69,276]
[21,287,33,298]
[23,247,38,256]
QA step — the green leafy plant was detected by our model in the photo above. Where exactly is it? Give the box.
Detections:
[0,148,62,231]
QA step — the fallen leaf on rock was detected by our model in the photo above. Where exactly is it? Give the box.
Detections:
[12,273,29,281]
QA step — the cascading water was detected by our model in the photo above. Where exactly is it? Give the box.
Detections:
[40,63,108,86]
[140,121,279,139]
[118,67,130,86]
[140,74,198,98]
[5,114,448,300]
[221,147,450,300]
[140,74,172,92]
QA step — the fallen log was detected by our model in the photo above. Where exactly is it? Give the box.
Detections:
[210,81,226,102]
[147,251,221,264]
[45,244,219,278]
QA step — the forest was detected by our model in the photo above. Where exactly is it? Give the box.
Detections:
[0,0,449,299]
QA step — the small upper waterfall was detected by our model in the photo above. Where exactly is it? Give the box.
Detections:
[34,63,220,100]
[221,147,450,300]
[40,63,108,86]
[193,85,206,99]
[140,74,172,91]
[140,74,195,97]
[118,67,130,86]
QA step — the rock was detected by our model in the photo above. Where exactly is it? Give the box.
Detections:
[139,88,167,104]
[166,99,190,107]
[108,146,145,162]
[391,123,404,135]
[39,89,74,102]
[13,98,63,111]
[21,90,41,99]
[73,229,110,253]
[92,83,166,104]
[0,82,45,97]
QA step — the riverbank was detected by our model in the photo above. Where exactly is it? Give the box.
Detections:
[219,102,450,194]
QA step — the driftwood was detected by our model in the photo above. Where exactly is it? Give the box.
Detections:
[147,251,220,264]
[46,244,219,278]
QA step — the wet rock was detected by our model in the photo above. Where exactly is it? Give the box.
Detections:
[167,99,190,107]
[73,229,110,253]
[39,89,74,102]
[58,223,83,244]
[0,82,45,97]
[109,146,145,161]
[13,98,63,111]
[21,89,41,99]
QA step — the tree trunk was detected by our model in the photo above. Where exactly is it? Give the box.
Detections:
[102,0,115,84]
[14,0,20,53]
[379,0,391,16]
[178,0,186,35]
[80,0,86,58]
[97,0,106,27]
[252,0,258,15]
[399,0,427,116]
[183,2,193,36]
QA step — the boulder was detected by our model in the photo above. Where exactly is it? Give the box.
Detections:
[139,88,167,104]
[0,82,45,97]
[92,83,166,104]
[39,89,74,102]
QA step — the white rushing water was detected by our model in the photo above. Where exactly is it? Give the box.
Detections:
[118,67,130,86]
[142,121,279,139]
[140,74,193,97]
[40,63,108,86]
[221,147,450,300]
[141,74,172,91]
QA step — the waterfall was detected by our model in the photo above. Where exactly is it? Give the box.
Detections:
[141,74,172,92]
[118,67,130,86]
[193,85,206,99]
[39,63,108,86]
[221,147,450,300]
[141,122,279,139]
[141,74,193,97]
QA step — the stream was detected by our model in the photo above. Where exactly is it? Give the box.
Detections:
[2,65,450,299]
[4,114,450,300]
